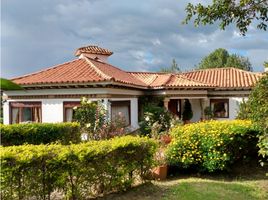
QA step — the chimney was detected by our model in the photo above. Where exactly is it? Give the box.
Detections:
[74,45,113,62]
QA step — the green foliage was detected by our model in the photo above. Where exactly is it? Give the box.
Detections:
[0,136,157,199]
[160,59,181,73]
[0,122,81,146]
[166,120,259,172]
[236,99,251,120]
[73,97,107,140]
[183,0,268,35]
[264,61,268,68]
[204,106,213,120]
[139,104,173,137]
[0,78,23,90]
[182,99,193,121]
[197,48,252,71]
[246,73,268,159]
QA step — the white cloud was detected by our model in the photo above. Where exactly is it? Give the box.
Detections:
[1,0,268,78]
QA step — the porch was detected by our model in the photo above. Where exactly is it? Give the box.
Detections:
[163,97,209,122]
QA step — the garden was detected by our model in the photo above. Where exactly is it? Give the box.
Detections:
[1,74,268,199]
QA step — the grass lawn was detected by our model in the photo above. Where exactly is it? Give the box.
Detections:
[97,163,268,200]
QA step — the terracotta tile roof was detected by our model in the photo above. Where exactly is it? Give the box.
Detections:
[12,59,106,85]
[129,72,214,88]
[12,57,146,88]
[87,59,147,87]
[165,74,215,88]
[12,58,261,90]
[182,68,262,89]
[74,45,113,56]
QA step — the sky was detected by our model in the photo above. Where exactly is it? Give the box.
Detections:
[1,0,268,79]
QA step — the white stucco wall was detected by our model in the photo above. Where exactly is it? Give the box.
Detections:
[189,99,202,122]
[3,97,139,129]
[229,97,246,119]
[42,99,64,123]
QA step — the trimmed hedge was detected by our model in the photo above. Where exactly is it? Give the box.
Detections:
[166,120,259,172]
[0,136,157,199]
[0,122,81,146]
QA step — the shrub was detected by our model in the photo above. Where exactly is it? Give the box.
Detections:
[237,73,268,160]
[0,136,157,199]
[166,120,259,172]
[182,99,193,121]
[247,73,268,159]
[0,122,80,146]
[73,97,107,140]
[139,104,173,137]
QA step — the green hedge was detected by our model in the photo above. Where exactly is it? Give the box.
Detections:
[166,120,259,172]
[0,136,157,199]
[0,122,81,146]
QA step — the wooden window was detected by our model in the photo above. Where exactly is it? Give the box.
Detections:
[111,101,131,126]
[10,102,42,124]
[210,99,229,118]
[63,102,80,122]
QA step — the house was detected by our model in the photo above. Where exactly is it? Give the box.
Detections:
[2,45,263,129]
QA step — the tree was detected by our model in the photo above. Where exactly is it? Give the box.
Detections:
[160,59,181,73]
[0,78,23,124]
[0,78,23,90]
[237,73,268,160]
[264,61,268,69]
[182,99,193,122]
[247,73,268,160]
[198,48,252,71]
[184,0,268,35]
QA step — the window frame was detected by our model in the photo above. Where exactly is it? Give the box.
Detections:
[110,100,131,126]
[9,102,42,124]
[210,99,229,118]
[63,101,80,122]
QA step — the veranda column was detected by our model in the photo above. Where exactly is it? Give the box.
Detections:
[130,98,139,129]
[102,98,111,121]
[163,98,170,110]
[3,101,9,125]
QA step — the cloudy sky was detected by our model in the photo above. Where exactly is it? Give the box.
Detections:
[2,0,268,78]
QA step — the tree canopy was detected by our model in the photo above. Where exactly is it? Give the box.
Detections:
[0,78,23,91]
[184,0,268,35]
[160,59,181,73]
[237,73,268,159]
[197,48,252,71]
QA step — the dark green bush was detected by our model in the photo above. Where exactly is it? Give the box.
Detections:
[0,136,157,199]
[166,120,259,172]
[0,122,81,146]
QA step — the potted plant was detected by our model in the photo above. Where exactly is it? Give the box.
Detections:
[204,106,213,120]
[182,99,193,124]
[152,148,168,180]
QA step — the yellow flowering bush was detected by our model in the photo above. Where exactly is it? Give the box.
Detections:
[166,120,259,172]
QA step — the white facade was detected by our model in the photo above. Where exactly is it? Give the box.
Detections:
[3,87,141,129]
[3,85,248,126]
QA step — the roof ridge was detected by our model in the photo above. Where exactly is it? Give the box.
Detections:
[11,59,81,81]
[83,56,112,80]
[85,57,147,87]
[128,71,173,75]
[147,74,162,86]
[183,67,257,74]
[161,74,174,86]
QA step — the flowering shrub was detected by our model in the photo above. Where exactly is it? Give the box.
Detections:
[73,97,107,140]
[139,104,173,137]
[0,136,157,199]
[166,120,259,172]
